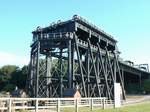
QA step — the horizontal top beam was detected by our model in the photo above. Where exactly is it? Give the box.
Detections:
[32,15,117,45]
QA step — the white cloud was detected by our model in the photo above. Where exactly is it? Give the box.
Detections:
[0,51,29,67]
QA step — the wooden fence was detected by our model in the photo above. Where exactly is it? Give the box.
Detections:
[0,97,114,112]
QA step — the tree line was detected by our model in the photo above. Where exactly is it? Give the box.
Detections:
[0,65,28,92]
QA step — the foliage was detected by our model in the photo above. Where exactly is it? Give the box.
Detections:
[0,65,18,76]
[2,84,15,92]
[143,79,150,94]
[126,83,142,94]
[0,65,28,92]
[11,66,28,89]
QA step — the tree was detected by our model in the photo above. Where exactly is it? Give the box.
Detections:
[0,65,28,92]
[11,65,28,89]
[0,65,18,76]
[143,79,150,94]
[0,65,19,91]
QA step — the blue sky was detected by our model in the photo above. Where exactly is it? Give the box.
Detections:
[0,0,150,67]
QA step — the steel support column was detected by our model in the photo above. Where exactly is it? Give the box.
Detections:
[86,49,90,97]
[35,42,40,97]
[59,49,63,97]
[46,54,51,97]
[68,40,72,88]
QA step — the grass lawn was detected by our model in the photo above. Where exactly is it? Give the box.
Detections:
[62,101,150,112]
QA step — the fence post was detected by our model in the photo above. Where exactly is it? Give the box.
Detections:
[35,99,38,112]
[75,99,78,112]
[57,99,60,112]
[8,99,12,112]
[90,98,93,111]
[102,98,105,109]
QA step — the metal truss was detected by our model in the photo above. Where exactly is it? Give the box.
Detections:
[26,15,126,99]
[27,32,125,99]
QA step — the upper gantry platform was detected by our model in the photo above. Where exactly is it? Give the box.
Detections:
[32,15,117,51]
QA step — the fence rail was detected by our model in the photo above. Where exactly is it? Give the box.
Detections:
[0,97,114,112]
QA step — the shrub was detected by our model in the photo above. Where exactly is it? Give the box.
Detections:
[143,79,150,94]
[2,84,15,92]
[126,83,142,94]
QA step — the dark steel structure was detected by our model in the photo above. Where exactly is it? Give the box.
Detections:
[27,15,127,99]
[120,62,150,93]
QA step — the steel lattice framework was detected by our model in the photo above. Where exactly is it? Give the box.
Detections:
[27,15,126,99]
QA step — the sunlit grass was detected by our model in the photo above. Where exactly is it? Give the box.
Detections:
[62,101,150,112]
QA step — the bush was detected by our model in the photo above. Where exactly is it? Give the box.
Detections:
[2,84,15,92]
[126,83,142,94]
[143,79,150,94]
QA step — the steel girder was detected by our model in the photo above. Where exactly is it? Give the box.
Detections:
[27,32,125,99]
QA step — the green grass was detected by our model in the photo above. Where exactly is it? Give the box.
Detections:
[62,102,150,112]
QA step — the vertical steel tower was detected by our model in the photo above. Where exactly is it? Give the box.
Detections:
[27,15,125,99]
